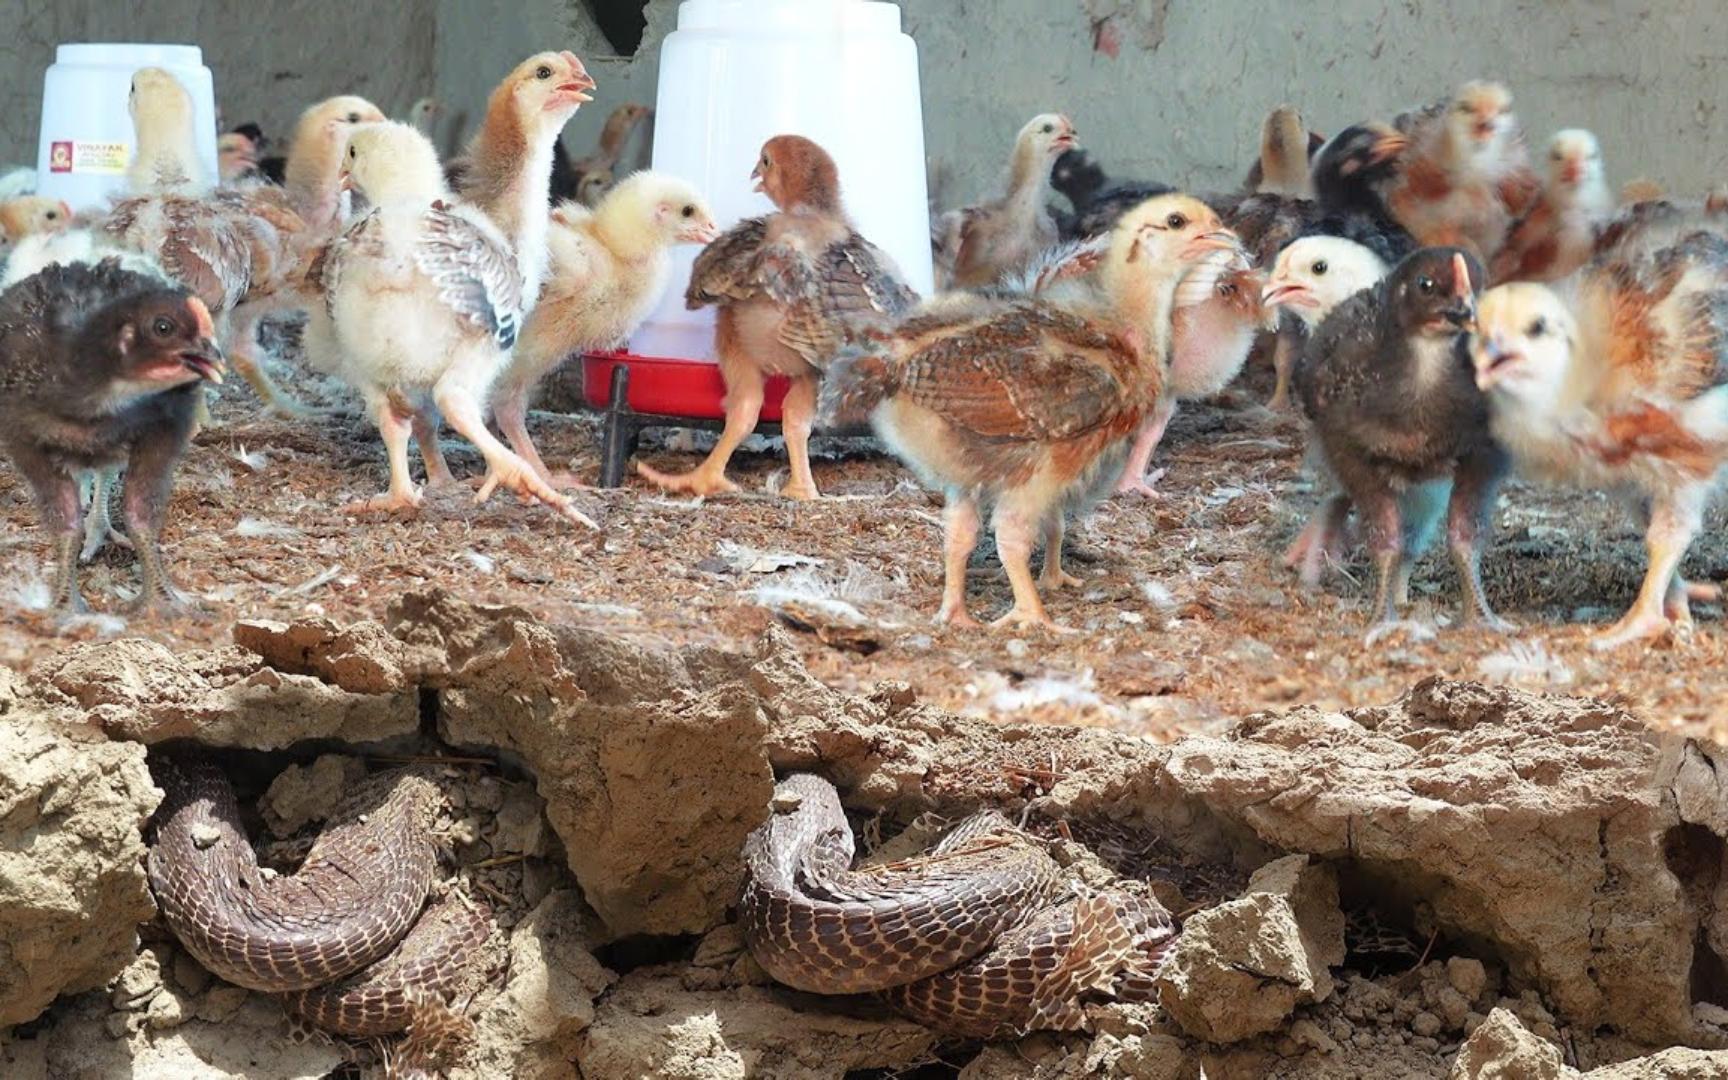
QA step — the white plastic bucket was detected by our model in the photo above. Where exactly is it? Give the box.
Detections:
[631,0,934,361]
[35,43,219,212]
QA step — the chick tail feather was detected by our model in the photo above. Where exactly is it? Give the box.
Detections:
[819,336,897,428]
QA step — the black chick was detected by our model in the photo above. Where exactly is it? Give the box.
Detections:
[1308,124,1415,264]
[1056,149,1175,241]
[1049,148,1107,237]
[232,124,288,186]
[0,260,225,620]
[1292,247,1505,631]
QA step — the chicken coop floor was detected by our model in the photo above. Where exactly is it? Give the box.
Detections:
[3,329,1725,742]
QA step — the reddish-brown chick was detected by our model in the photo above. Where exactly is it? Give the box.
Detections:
[1490,129,1612,284]
[637,135,916,501]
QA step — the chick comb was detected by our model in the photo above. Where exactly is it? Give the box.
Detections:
[186,296,216,340]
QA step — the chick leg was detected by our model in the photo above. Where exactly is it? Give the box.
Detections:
[18,444,89,619]
[226,302,316,418]
[1357,489,1404,629]
[411,409,455,488]
[636,362,765,498]
[79,466,133,563]
[435,368,598,529]
[1267,328,1299,411]
[1114,400,1178,499]
[779,374,822,502]
[1283,493,1352,588]
[935,497,982,629]
[120,408,200,617]
[1447,450,1511,632]
[1039,516,1084,591]
[991,504,1073,633]
[1597,488,1703,649]
[345,394,424,515]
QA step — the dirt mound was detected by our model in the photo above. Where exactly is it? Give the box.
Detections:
[3,591,1726,1077]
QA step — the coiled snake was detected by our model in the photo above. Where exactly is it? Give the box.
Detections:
[146,756,493,1060]
[740,773,1177,1039]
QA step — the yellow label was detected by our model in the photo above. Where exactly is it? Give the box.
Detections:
[49,141,130,175]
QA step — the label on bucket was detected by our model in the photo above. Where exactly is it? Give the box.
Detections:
[47,140,129,175]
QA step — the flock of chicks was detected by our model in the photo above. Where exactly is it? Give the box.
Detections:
[0,57,1724,654]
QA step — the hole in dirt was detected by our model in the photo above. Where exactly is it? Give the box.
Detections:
[1332,859,1503,979]
[417,686,439,735]
[1664,824,1728,1007]
[593,933,697,973]
[848,1065,962,1079]
[583,0,650,56]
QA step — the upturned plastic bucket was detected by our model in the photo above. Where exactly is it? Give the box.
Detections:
[35,43,218,212]
[627,0,933,363]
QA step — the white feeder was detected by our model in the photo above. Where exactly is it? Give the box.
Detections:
[34,43,219,213]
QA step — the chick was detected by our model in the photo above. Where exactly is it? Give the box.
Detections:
[1115,250,1270,497]
[1058,149,1175,242]
[1490,130,1612,285]
[935,114,1077,288]
[1244,104,1319,198]
[1472,234,1728,647]
[824,195,1240,629]
[313,55,596,525]
[1381,81,1541,261]
[0,260,225,619]
[1261,236,1392,582]
[408,96,441,136]
[283,96,389,232]
[126,68,207,195]
[1293,246,1506,631]
[1309,124,1418,264]
[1050,148,1107,233]
[217,132,261,184]
[490,174,719,488]
[570,102,652,194]
[637,135,916,501]
[0,196,73,266]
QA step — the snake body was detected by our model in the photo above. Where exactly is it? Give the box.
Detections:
[741,774,1177,1038]
[147,756,486,1044]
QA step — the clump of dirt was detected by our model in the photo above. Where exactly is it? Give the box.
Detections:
[5,594,1728,1078]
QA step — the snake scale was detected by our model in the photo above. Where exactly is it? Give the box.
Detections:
[740,773,1178,1039]
[146,755,492,1052]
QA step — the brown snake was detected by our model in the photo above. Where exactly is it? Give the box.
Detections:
[740,773,1177,1039]
[146,755,492,1050]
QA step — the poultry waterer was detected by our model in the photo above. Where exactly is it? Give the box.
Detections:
[583,0,934,485]
[35,43,219,213]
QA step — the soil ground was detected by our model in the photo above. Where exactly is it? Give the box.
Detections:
[3,326,1725,741]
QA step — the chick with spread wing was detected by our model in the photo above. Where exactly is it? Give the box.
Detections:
[823,195,1241,630]
[637,134,916,501]
[1380,81,1541,261]
[1473,231,1728,647]
[934,114,1077,288]
[1490,129,1613,285]
[313,54,597,526]
[1293,246,1506,632]
[490,174,718,488]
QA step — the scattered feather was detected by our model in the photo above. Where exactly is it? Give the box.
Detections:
[1364,618,1437,646]
[459,550,496,574]
[286,565,342,596]
[1141,581,1177,609]
[231,445,270,472]
[2,558,50,611]
[233,517,304,540]
[1478,639,1575,687]
[706,541,823,575]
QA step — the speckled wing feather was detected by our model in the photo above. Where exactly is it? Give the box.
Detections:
[103,195,251,314]
[1594,230,1728,402]
[685,217,770,308]
[893,301,1139,441]
[415,205,523,350]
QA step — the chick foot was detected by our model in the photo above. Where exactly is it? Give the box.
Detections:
[1039,566,1085,591]
[344,488,424,516]
[991,606,1077,634]
[635,460,739,497]
[1592,607,1683,651]
[934,602,982,630]
[779,479,822,502]
[1115,468,1167,500]
[80,510,132,563]
[477,456,599,529]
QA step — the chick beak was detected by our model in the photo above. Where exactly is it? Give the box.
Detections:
[338,169,354,192]
[1560,159,1582,185]
[1055,121,1079,152]
[1368,127,1408,165]
[750,164,766,195]
[553,53,597,105]
[180,339,226,385]
[1474,335,1518,391]
[1260,279,1310,308]
[1180,229,1243,261]
[687,220,721,244]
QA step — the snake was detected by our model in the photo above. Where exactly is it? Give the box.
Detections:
[146,755,493,1054]
[740,773,1177,1039]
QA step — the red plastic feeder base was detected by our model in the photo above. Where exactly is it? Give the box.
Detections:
[582,350,792,487]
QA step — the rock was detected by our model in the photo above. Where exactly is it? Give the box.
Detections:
[1585,1048,1728,1078]
[1245,854,1346,1000]
[0,715,158,1027]
[576,971,936,1079]
[109,946,165,1011]
[171,950,211,996]
[259,754,367,836]
[1413,1011,1443,1037]
[1156,890,1329,1043]
[492,782,549,857]
[195,985,250,1024]
[1449,957,1489,1002]
[1448,1008,1568,1080]
[45,994,341,1079]
[451,890,616,1080]
[28,638,416,748]
[233,617,414,694]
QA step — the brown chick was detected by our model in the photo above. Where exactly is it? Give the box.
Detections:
[0,260,225,621]
[571,102,652,185]
[636,135,916,501]
[1243,104,1319,197]
[1380,82,1541,262]
[217,132,260,184]
[934,114,1078,288]
[1489,129,1612,284]
[1474,233,1728,648]
[822,194,1241,630]
[283,95,389,232]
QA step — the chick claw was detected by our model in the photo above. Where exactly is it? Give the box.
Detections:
[991,607,1078,635]
[477,461,599,530]
[344,489,424,516]
[934,603,981,630]
[1592,608,1680,651]
[635,460,739,497]
[1115,468,1167,500]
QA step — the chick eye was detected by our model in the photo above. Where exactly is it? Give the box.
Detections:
[348,146,356,158]
[1417,275,1436,294]
[1041,123,1054,134]
[347,112,361,123]
[1528,317,1547,337]
[1311,259,1328,275]
[680,205,694,218]
[536,64,553,80]
[152,317,174,336]
[45,210,58,220]
[1165,212,1187,230]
